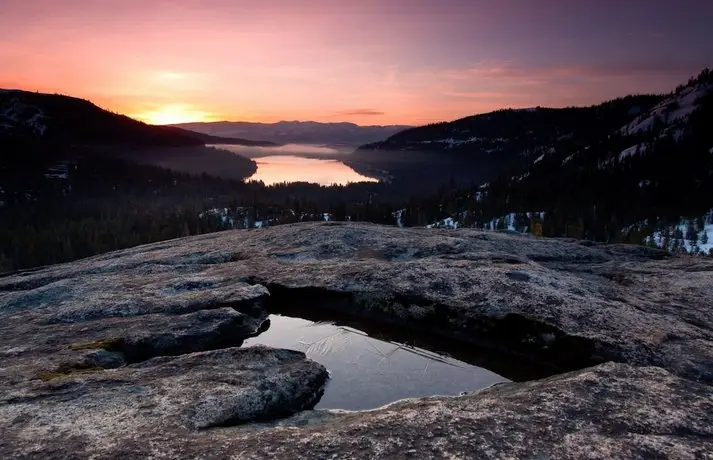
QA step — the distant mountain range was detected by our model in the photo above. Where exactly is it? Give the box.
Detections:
[172,120,412,146]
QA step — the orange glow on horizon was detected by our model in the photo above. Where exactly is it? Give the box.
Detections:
[130,104,218,125]
[1,1,708,126]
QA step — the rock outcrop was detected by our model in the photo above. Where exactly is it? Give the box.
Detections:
[5,222,711,382]
[1,222,712,458]
[2,362,711,458]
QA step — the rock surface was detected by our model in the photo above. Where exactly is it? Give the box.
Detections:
[4,222,711,381]
[216,363,713,460]
[2,362,711,458]
[1,346,328,456]
[0,265,270,384]
[1,222,713,458]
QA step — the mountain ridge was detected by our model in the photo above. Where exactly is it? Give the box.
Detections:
[0,89,278,148]
[0,89,260,181]
[173,120,412,146]
[384,68,713,247]
[344,94,665,191]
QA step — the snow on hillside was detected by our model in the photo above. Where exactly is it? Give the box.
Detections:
[415,136,508,149]
[483,211,545,231]
[427,217,459,229]
[0,96,47,135]
[561,154,575,166]
[393,209,406,228]
[622,82,711,135]
[644,211,713,255]
[427,211,545,232]
[619,144,646,161]
[487,213,516,231]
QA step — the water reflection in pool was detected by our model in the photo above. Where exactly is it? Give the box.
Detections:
[243,314,508,411]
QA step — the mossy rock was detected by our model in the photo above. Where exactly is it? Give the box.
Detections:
[69,338,124,351]
[37,365,105,381]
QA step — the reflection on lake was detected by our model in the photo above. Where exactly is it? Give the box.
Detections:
[246,155,378,186]
[212,143,347,158]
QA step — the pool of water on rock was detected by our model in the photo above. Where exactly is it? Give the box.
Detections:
[243,313,510,411]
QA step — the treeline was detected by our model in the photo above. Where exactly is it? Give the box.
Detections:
[0,156,394,272]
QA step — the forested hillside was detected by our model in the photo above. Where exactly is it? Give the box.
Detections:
[0,90,259,180]
[349,94,664,185]
[398,69,713,249]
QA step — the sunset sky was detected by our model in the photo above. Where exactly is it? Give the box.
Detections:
[2,0,712,125]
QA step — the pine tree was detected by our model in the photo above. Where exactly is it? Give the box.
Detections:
[686,220,698,245]
[661,227,671,251]
[696,216,705,232]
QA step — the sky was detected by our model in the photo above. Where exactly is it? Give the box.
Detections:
[1,0,712,125]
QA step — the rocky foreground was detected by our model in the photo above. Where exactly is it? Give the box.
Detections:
[1,222,712,458]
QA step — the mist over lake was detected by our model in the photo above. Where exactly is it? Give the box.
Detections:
[210,143,351,159]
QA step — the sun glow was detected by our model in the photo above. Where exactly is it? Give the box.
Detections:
[132,104,215,125]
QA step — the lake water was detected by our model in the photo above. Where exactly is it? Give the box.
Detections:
[243,313,509,411]
[246,155,377,186]
[211,144,378,186]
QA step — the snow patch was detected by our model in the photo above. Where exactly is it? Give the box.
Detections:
[561,154,575,166]
[419,136,489,148]
[393,209,406,228]
[486,213,517,232]
[0,96,48,136]
[645,211,713,255]
[622,83,711,135]
[619,144,646,161]
[426,217,459,229]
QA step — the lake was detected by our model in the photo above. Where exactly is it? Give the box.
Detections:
[211,144,378,186]
[246,155,378,186]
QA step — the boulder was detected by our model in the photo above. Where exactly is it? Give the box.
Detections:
[1,266,270,384]
[1,347,329,456]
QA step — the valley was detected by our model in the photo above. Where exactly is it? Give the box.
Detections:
[2,69,713,273]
